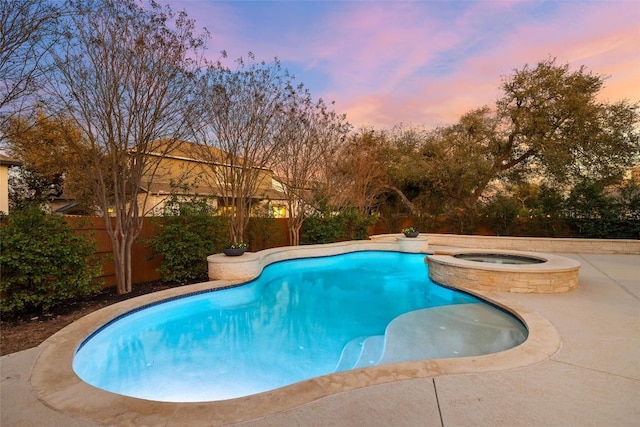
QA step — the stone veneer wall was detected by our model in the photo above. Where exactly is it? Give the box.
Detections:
[208,240,400,282]
[424,234,640,254]
[426,253,580,294]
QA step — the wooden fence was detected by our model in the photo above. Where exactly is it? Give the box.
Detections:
[65,216,291,288]
[66,217,164,287]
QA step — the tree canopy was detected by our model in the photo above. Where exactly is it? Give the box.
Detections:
[0,0,62,138]
[385,58,639,216]
[4,112,99,209]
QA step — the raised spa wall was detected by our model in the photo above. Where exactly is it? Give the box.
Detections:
[426,250,580,294]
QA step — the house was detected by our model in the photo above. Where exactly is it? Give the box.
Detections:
[0,154,22,214]
[8,140,290,218]
[138,140,289,217]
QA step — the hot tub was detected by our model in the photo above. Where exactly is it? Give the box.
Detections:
[427,250,580,293]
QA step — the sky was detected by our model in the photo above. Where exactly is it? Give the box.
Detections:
[168,0,640,129]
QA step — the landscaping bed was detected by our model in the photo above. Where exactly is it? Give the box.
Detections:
[0,281,187,356]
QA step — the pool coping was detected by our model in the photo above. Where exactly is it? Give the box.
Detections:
[30,241,562,426]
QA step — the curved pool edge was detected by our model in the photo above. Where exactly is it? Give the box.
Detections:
[207,240,403,280]
[30,242,562,426]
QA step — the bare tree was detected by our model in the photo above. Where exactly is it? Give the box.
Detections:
[273,93,350,245]
[195,57,292,244]
[45,0,207,294]
[0,0,62,140]
[331,129,390,213]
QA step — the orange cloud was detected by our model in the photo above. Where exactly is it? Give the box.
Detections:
[174,0,639,129]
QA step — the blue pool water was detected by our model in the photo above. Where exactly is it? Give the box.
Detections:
[73,251,527,402]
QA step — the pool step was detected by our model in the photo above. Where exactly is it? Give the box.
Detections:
[352,335,385,368]
[335,304,528,372]
[335,335,385,371]
[334,337,367,372]
[379,303,527,364]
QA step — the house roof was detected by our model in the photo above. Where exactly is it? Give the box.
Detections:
[0,154,22,166]
[145,140,270,171]
[140,182,220,197]
[144,140,225,164]
[140,182,286,201]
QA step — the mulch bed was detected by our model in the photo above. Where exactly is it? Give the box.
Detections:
[0,281,188,356]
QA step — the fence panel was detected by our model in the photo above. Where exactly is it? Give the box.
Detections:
[66,216,292,288]
[65,217,162,287]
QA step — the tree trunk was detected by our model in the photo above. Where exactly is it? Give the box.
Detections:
[288,222,303,246]
[287,210,304,246]
[113,238,126,295]
[109,230,126,295]
[384,185,420,216]
[124,234,134,293]
[289,227,297,246]
[105,213,140,295]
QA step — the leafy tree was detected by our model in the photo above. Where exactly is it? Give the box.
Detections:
[0,204,101,316]
[419,108,500,213]
[382,126,435,215]
[618,179,640,221]
[7,166,62,208]
[4,112,99,209]
[44,0,207,294]
[565,179,616,220]
[510,182,542,215]
[564,178,638,238]
[535,184,566,218]
[331,129,389,213]
[496,58,639,186]
[390,58,639,215]
[481,194,521,236]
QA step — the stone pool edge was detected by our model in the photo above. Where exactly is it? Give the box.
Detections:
[30,241,561,426]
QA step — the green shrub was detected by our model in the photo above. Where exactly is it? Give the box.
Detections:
[0,204,102,316]
[564,179,639,239]
[149,197,227,283]
[301,207,375,244]
[340,207,376,240]
[482,195,521,236]
[301,214,344,244]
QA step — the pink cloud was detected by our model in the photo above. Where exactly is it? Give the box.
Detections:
[335,1,639,128]
[171,1,639,129]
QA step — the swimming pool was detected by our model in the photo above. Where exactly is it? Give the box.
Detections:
[73,251,527,402]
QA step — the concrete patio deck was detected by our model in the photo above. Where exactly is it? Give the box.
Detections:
[2,252,639,426]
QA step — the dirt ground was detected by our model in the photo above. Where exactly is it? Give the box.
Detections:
[0,282,186,356]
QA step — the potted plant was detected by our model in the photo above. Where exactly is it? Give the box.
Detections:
[223,241,248,256]
[402,227,419,238]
